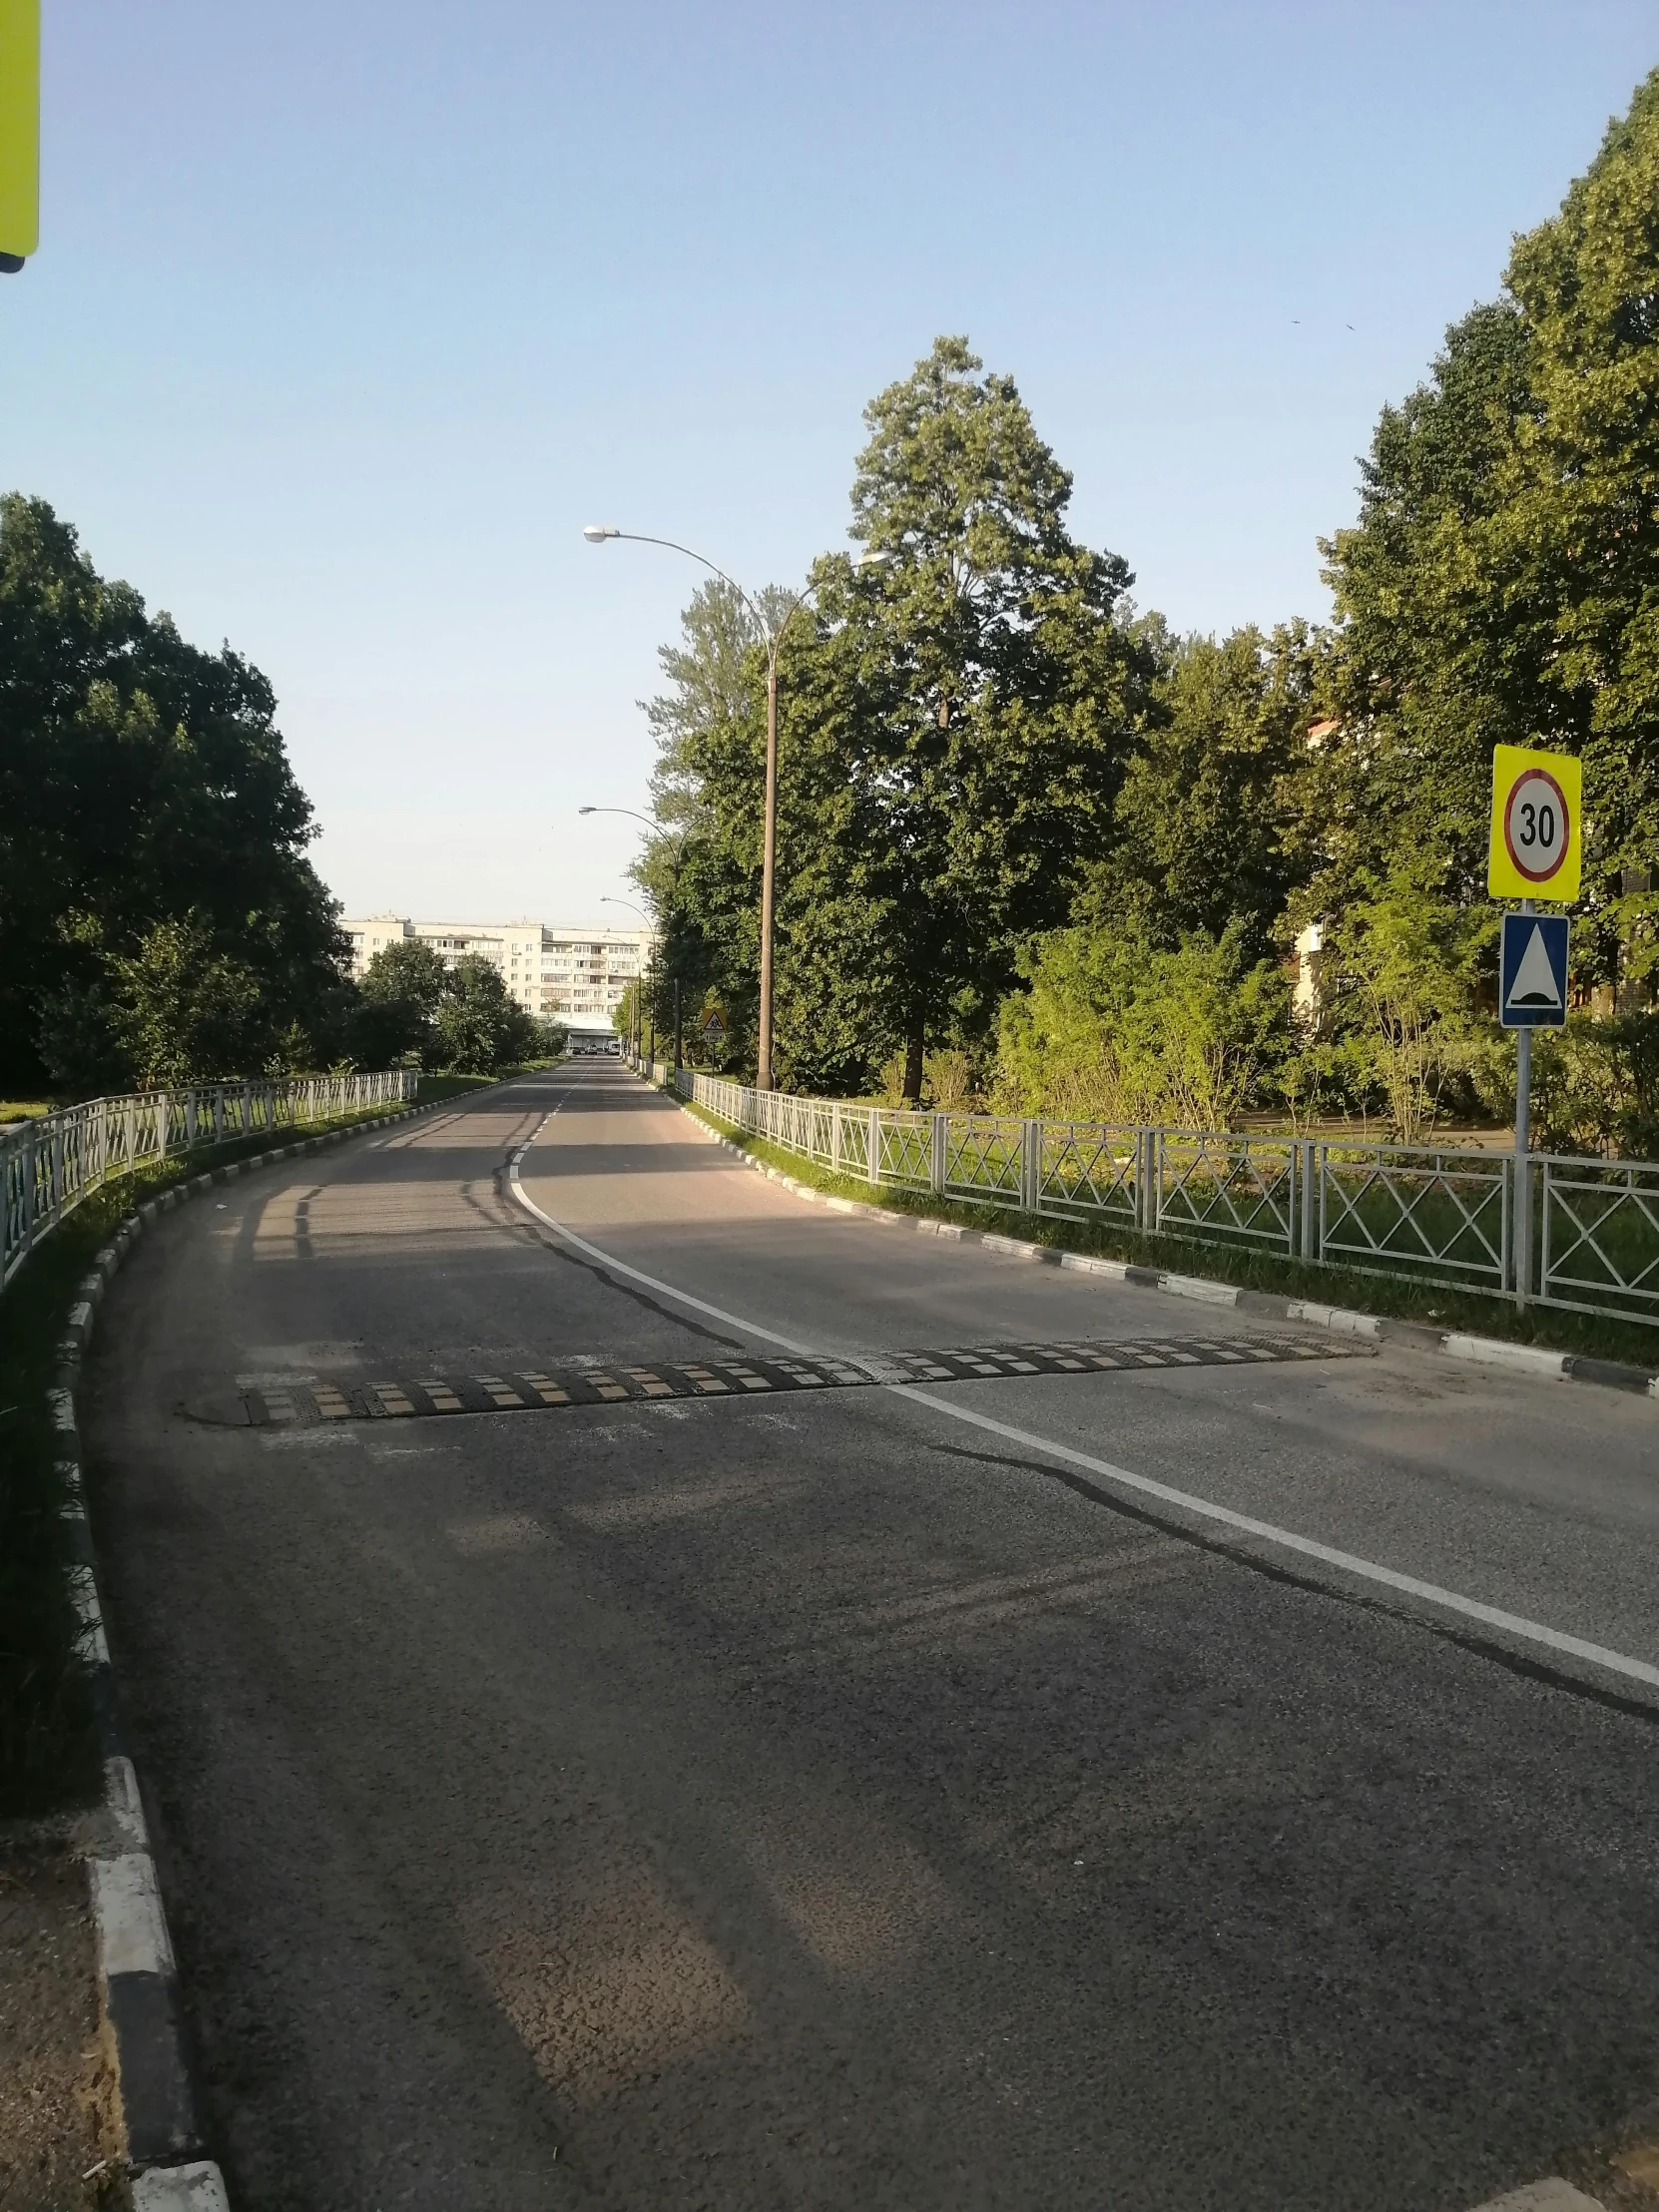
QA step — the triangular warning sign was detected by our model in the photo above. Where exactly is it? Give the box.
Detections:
[1509,923,1562,1008]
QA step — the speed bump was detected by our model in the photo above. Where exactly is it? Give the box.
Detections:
[233,1331,1371,1427]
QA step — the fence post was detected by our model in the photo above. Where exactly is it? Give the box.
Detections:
[157,1090,171,1160]
[1146,1128,1162,1234]
[867,1107,881,1188]
[1021,1119,1041,1214]
[1537,1157,1551,1305]
[185,1091,198,1148]
[21,1123,37,1258]
[1299,1140,1316,1262]
[1513,1150,1533,1310]
[931,1113,946,1196]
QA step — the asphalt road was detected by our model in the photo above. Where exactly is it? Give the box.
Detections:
[84,1064,1659,2212]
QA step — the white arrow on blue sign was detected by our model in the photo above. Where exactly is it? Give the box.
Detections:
[1499,910,1570,1028]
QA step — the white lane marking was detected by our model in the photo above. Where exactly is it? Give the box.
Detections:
[509,1107,818,1357]
[505,1123,1659,1697]
[895,1390,1659,1689]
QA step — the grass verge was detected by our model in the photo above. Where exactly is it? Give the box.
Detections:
[414,1072,496,1105]
[0,1100,413,1820]
[672,1090,1659,1375]
[414,1062,562,1107]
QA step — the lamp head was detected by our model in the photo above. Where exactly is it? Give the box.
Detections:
[578,806,596,815]
[583,524,621,543]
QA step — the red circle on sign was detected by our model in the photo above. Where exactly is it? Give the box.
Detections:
[1502,767,1570,883]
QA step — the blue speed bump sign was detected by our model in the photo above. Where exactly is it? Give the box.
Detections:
[1499,911,1569,1028]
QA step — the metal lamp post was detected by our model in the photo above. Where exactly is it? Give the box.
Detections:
[599,894,652,1066]
[582,525,887,1093]
[583,810,689,1077]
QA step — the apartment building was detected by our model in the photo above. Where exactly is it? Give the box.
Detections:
[340,916,654,1028]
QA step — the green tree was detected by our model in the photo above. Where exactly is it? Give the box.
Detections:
[632,581,780,1073]
[1317,868,1494,1141]
[103,914,265,1088]
[350,938,448,1064]
[1323,70,1659,992]
[994,919,1290,1129]
[647,338,1155,1099]
[1080,622,1325,960]
[825,336,1153,1097]
[0,495,346,1092]
[431,954,537,1074]
[360,938,448,1016]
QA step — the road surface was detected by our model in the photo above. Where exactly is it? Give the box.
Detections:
[84,1065,1659,2211]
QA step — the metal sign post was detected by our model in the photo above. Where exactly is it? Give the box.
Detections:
[1513,902,1534,1311]
[1501,904,1573,1308]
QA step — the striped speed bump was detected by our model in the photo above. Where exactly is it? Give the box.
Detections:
[236,1331,1372,1426]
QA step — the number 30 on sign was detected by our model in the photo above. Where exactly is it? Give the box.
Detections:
[1487,744,1582,902]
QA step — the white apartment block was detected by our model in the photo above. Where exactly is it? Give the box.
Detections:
[340,916,655,1028]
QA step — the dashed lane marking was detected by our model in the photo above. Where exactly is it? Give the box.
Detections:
[233,1333,1371,1427]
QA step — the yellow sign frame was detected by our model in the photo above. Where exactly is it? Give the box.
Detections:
[0,0,40,264]
[1488,744,1582,903]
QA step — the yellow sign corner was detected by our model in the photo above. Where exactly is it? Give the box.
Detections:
[1488,743,1582,903]
[0,0,40,267]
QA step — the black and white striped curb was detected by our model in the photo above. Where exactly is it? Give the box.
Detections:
[44,1092,482,2203]
[659,1087,1659,1403]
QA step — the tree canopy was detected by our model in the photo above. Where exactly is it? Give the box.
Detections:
[1323,70,1659,995]
[0,495,344,1093]
[639,337,1156,1097]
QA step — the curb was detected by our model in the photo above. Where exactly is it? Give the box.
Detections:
[650,1081,1659,1404]
[43,1092,470,2199]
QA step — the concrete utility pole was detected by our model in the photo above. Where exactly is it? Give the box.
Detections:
[583,526,888,1092]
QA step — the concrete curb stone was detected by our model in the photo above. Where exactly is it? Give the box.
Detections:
[36,1089,478,2200]
[653,1078,1659,1406]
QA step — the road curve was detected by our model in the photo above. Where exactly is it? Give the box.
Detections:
[83,1064,1659,2211]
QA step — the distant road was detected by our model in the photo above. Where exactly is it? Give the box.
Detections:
[86,1063,1659,2211]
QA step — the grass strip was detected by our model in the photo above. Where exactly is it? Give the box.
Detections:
[672,1091,1659,1375]
[0,1100,414,1819]
[414,1062,563,1106]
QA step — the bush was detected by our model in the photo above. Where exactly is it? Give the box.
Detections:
[1531,1013,1659,1156]
[994,920,1290,1128]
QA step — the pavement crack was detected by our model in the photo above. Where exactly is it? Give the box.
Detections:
[929,1440,1659,1730]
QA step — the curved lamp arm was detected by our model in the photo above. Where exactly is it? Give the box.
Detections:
[583,526,887,667]
[583,527,770,642]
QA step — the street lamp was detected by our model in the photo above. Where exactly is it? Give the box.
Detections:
[582,525,889,1092]
[578,805,656,831]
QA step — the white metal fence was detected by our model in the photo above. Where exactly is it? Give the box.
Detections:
[659,1062,1659,1329]
[1,1071,416,1289]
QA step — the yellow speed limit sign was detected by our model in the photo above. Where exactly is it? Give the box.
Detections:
[1488,744,1581,902]
[0,0,40,270]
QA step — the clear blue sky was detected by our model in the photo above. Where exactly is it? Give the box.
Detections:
[5,2,1656,922]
